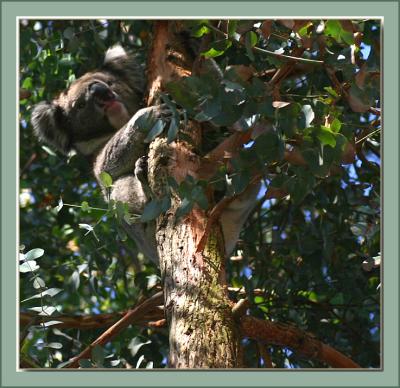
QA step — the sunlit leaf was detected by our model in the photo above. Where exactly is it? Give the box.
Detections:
[128,337,151,358]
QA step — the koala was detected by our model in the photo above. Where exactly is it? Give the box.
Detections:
[31,45,159,262]
[31,45,259,265]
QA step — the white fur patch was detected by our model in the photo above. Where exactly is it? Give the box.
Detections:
[75,134,112,156]
[104,45,127,64]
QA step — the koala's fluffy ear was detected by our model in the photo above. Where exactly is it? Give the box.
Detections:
[104,44,128,64]
[31,101,71,154]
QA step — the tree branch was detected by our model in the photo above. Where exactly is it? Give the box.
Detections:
[20,307,165,331]
[239,315,361,368]
[64,291,163,368]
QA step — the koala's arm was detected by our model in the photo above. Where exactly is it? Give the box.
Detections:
[93,106,157,181]
[220,182,261,257]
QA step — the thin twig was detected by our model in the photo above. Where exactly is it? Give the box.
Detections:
[355,128,381,144]
[206,24,324,65]
[65,291,163,368]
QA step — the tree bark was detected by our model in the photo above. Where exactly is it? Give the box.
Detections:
[146,21,241,368]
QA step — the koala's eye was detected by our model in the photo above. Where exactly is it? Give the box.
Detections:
[106,80,113,86]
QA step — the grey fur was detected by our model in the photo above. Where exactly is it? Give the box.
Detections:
[31,46,159,262]
[31,45,259,264]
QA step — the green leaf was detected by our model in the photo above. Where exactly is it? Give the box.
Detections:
[79,223,94,234]
[70,270,80,291]
[63,27,75,40]
[317,127,336,147]
[160,195,171,213]
[228,20,238,37]
[167,176,179,190]
[99,171,113,188]
[29,306,57,316]
[202,47,225,58]
[41,320,63,328]
[128,337,151,358]
[47,342,63,349]
[330,292,345,305]
[324,86,339,98]
[22,288,62,303]
[22,77,33,90]
[287,170,315,204]
[91,345,105,367]
[231,171,250,195]
[245,31,257,61]
[176,197,194,219]
[146,361,154,369]
[324,20,354,45]
[191,24,210,38]
[252,131,284,163]
[144,119,165,143]
[42,145,57,156]
[19,261,39,273]
[246,31,258,47]
[191,186,208,210]
[81,201,90,212]
[56,198,64,212]
[330,118,342,133]
[301,105,315,129]
[136,355,145,369]
[33,277,46,289]
[79,359,93,368]
[135,110,155,132]
[117,226,128,241]
[167,117,179,144]
[25,248,44,261]
[140,200,163,222]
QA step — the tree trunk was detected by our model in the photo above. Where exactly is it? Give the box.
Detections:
[146,21,241,368]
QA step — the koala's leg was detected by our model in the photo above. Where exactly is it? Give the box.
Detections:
[220,182,261,257]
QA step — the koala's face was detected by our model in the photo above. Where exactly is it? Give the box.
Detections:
[57,71,133,142]
[31,46,144,156]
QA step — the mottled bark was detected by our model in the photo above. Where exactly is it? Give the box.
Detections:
[147,137,240,368]
[146,21,241,368]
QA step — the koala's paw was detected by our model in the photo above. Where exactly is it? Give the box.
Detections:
[134,156,148,184]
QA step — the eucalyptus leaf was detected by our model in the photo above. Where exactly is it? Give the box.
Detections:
[144,119,165,143]
[128,337,151,358]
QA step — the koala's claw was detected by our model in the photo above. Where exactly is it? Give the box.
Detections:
[134,155,148,183]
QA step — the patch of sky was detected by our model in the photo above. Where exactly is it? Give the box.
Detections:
[240,266,253,279]
[262,198,277,210]
[303,209,312,223]
[342,163,359,182]
[257,180,268,199]
[365,151,380,166]
[363,184,372,197]
[369,326,379,336]
[360,43,371,60]
[369,312,375,321]
[322,265,332,285]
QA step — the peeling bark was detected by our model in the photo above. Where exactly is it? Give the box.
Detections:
[146,21,241,368]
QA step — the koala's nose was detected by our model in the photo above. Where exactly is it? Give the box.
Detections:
[89,82,115,101]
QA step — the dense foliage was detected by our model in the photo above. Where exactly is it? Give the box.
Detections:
[19,19,380,368]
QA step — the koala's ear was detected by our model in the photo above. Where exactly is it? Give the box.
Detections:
[104,44,127,64]
[31,101,71,154]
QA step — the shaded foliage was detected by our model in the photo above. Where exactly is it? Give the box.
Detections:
[19,19,380,368]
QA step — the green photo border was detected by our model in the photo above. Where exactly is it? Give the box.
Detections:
[1,1,398,387]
